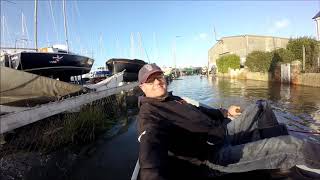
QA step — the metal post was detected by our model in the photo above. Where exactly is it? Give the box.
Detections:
[302,45,306,72]
[173,36,182,77]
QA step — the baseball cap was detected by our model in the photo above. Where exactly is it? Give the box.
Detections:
[138,63,163,84]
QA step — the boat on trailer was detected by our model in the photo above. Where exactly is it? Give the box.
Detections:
[1,46,94,82]
[106,58,146,82]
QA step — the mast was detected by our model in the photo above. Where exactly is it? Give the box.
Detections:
[62,0,69,52]
[34,0,38,50]
[21,12,29,48]
[137,32,143,60]
[21,12,24,48]
[21,12,24,37]
[137,32,149,62]
[2,16,5,47]
[153,32,158,61]
[99,33,103,58]
[49,0,59,42]
[130,32,135,59]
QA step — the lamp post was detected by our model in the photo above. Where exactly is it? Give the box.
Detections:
[173,36,182,77]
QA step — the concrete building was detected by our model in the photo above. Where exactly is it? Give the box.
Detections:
[208,35,289,68]
[313,11,320,41]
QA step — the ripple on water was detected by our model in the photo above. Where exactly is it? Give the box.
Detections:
[168,75,320,141]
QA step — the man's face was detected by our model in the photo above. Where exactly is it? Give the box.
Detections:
[139,72,167,98]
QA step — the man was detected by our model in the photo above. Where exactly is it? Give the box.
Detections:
[137,63,320,180]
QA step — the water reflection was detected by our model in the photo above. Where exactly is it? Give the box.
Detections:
[168,75,320,121]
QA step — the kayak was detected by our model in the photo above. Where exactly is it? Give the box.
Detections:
[131,97,320,180]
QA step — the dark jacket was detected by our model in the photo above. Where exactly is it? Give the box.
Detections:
[137,93,226,180]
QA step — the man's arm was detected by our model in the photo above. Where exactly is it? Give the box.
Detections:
[138,113,169,180]
[198,105,241,121]
[197,105,225,122]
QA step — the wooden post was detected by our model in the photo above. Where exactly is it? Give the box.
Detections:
[302,45,306,72]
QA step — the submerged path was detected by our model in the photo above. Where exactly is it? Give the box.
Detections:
[69,118,139,180]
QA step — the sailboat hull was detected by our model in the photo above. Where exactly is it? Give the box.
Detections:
[106,59,146,82]
[8,51,94,81]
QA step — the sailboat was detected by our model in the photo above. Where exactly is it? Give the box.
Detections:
[0,0,94,82]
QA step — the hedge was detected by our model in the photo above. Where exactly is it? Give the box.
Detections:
[287,37,319,73]
[272,48,295,64]
[216,54,240,73]
[245,51,272,72]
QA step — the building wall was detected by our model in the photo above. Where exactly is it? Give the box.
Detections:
[208,35,289,67]
[315,17,320,41]
[215,64,320,88]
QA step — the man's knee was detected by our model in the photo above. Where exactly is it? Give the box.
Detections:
[259,124,289,138]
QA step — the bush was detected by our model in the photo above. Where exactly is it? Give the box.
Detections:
[245,51,272,72]
[216,54,240,73]
[269,48,296,72]
[287,37,319,73]
[272,48,295,63]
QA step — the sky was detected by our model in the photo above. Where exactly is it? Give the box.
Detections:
[1,0,319,69]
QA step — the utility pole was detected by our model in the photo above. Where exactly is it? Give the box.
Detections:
[172,37,177,78]
[173,36,182,68]
[173,36,182,77]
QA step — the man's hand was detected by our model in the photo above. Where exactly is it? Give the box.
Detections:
[228,105,241,119]
[219,105,241,120]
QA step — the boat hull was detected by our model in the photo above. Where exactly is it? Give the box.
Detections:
[9,52,94,81]
[106,59,146,82]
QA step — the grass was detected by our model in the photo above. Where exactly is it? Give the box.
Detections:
[1,94,134,155]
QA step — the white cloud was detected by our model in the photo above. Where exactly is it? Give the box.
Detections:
[199,33,207,39]
[268,18,290,33]
[194,33,208,41]
[275,19,289,29]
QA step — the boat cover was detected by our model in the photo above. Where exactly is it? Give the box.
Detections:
[0,66,83,106]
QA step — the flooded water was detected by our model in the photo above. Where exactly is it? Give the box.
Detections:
[68,75,320,180]
[169,75,320,122]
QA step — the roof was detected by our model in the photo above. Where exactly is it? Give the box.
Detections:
[313,11,320,19]
[208,34,290,52]
[220,34,290,40]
